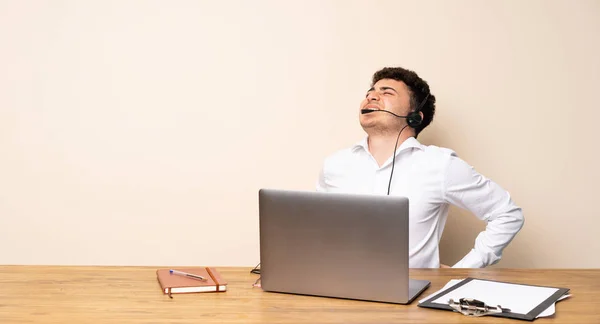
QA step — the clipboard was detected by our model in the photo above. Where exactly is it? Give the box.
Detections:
[418,277,570,321]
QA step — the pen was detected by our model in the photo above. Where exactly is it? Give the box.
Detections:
[169,269,208,281]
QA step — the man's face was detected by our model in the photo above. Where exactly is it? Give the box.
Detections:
[359,79,412,132]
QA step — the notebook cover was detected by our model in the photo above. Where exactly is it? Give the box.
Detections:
[156,267,227,295]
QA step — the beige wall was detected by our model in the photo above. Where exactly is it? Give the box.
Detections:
[1,0,598,267]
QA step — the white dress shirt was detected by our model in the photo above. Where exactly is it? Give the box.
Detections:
[316,136,524,268]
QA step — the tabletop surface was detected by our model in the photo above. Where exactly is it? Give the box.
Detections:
[1,266,599,323]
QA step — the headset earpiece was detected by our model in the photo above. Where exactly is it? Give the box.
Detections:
[406,112,422,128]
[407,91,429,128]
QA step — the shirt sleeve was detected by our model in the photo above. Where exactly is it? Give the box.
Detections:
[316,163,328,192]
[442,154,524,268]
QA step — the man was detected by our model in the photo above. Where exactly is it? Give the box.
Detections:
[316,67,524,268]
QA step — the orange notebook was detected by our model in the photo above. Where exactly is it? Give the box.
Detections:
[156,267,227,298]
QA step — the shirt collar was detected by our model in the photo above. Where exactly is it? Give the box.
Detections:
[351,136,424,154]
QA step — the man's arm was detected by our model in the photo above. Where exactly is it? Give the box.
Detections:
[442,154,524,268]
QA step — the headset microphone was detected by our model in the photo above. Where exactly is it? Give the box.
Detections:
[361,108,406,118]
[360,107,423,128]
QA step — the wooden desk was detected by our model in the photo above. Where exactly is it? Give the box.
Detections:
[1,266,598,323]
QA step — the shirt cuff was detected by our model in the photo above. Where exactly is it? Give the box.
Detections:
[452,249,486,268]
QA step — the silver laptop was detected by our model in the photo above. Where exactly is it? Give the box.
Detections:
[258,188,430,304]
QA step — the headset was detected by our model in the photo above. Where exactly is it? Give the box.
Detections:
[360,88,431,195]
